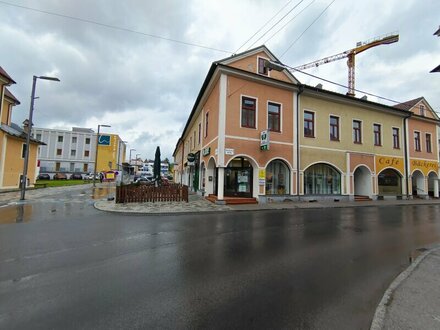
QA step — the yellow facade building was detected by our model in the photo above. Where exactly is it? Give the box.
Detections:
[96,133,126,172]
[0,66,43,189]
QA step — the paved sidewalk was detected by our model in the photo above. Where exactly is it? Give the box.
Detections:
[0,183,94,205]
[95,193,232,214]
[371,246,440,330]
[94,193,440,215]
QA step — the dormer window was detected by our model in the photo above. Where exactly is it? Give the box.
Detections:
[258,57,268,76]
[420,105,425,116]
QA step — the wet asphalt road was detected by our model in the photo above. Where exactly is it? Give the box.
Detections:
[1,187,440,329]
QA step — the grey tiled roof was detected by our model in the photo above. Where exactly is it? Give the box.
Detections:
[0,123,45,145]
[0,66,16,84]
[4,88,20,105]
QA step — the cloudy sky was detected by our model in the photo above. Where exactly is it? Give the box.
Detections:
[1,0,439,161]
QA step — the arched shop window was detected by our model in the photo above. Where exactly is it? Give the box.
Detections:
[378,168,402,195]
[266,160,290,194]
[304,163,341,195]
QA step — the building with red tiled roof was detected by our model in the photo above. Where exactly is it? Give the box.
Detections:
[395,97,440,198]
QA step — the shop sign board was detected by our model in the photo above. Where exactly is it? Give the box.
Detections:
[375,156,404,174]
[98,134,111,146]
[260,130,270,150]
[105,171,115,180]
[202,147,211,156]
[187,153,195,162]
[225,148,234,155]
[411,158,439,175]
[258,169,266,185]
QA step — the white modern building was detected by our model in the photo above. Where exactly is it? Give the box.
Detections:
[33,127,125,178]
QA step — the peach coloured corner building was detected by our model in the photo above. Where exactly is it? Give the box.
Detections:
[173,46,440,203]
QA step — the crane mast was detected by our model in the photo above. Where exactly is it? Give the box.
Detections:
[293,33,399,96]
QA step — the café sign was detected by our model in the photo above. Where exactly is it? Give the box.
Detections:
[375,156,404,174]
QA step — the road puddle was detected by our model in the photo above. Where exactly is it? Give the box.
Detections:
[91,186,115,200]
[0,204,33,224]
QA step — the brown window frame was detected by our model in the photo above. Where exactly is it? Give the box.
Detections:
[258,57,268,76]
[414,131,421,151]
[373,124,381,146]
[392,127,400,149]
[329,116,339,141]
[353,120,362,144]
[304,111,315,138]
[420,105,425,116]
[21,143,27,159]
[56,148,62,156]
[198,123,201,145]
[241,96,256,129]
[84,150,90,157]
[426,133,432,153]
[204,112,209,138]
[268,102,281,132]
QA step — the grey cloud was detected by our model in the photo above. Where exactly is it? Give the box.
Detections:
[2,0,439,162]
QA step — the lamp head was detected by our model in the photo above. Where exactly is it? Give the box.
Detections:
[38,76,60,82]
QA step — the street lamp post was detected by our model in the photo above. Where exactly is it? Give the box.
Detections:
[129,148,136,165]
[117,140,127,184]
[20,75,60,200]
[117,140,128,169]
[93,124,111,187]
[129,148,136,180]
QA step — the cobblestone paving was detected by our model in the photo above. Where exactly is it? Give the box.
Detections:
[0,184,93,204]
[95,197,231,214]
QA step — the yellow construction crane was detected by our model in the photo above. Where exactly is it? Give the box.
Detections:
[293,33,399,96]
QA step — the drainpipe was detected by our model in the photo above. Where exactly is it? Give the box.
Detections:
[296,84,304,199]
[403,113,411,199]
[180,139,184,185]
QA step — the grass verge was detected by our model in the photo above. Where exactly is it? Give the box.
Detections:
[35,179,90,188]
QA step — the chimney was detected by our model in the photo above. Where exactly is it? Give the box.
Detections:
[22,119,30,134]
